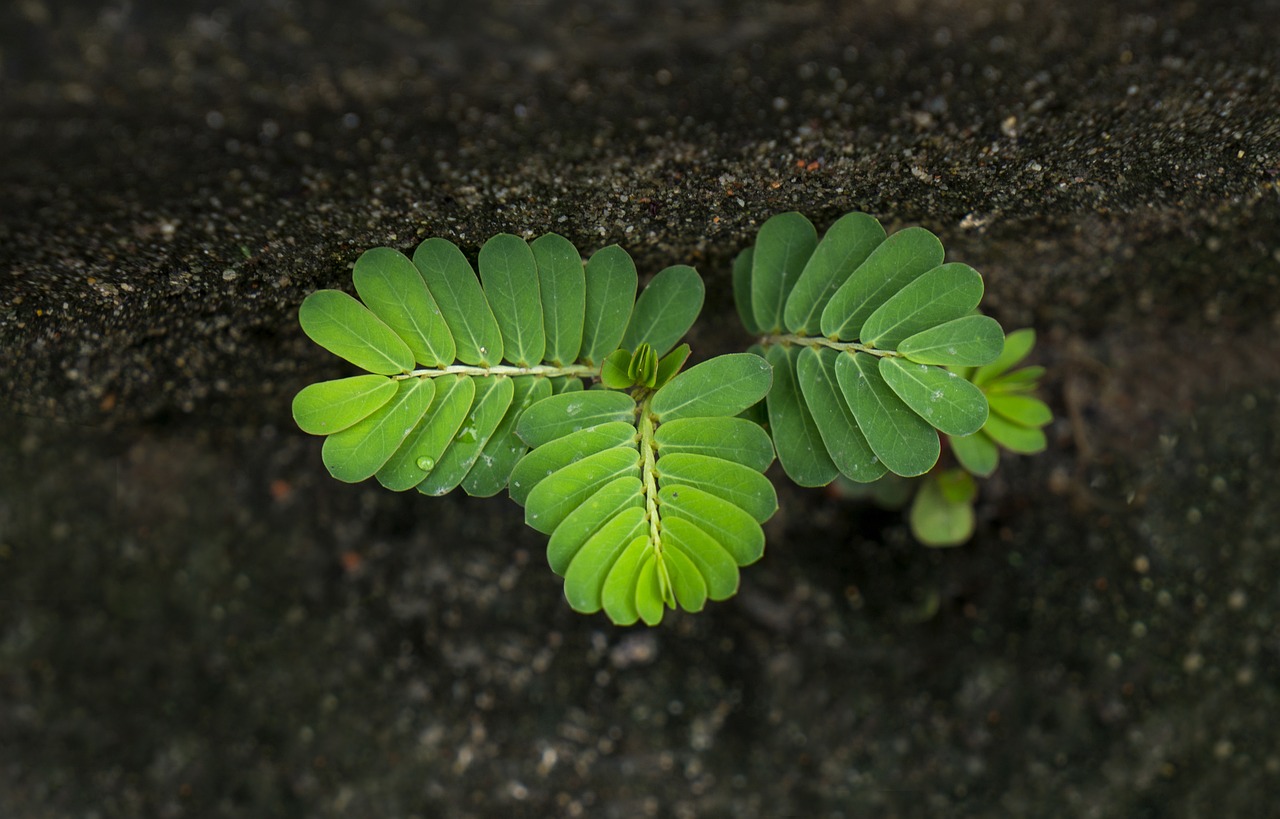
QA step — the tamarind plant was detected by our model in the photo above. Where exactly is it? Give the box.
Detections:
[292,212,1050,625]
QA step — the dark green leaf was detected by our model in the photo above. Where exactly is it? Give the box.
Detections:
[376,374,475,491]
[531,233,585,366]
[299,290,414,375]
[650,353,772,421]
[879,357,989,436]
[653,416,774,472]
[352,247,455,367]
[751,212,818,333]
[516,390,638,448]
[417,375,515,495]
[820,226,945,340]
[509,421,638,505]
[293,375,397,435]
[657,452,778,523]
[860,263,984,349]
[621,265,704,356]
[732,248,760,335]
[897,315,1005,367]
[412,237,504,366]
[580,245,637,365]
[478,234,545,366]
[764,344,839,487]
[784,212,886,334]
[795,346,886,483]
[836,352,940,477]
[321,377,436,482]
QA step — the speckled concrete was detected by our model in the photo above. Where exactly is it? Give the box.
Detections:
[2,1,1279,817]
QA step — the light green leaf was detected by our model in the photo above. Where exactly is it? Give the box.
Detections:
[634,553,666,626]
[600,349,633,389]
[524,446,641,534]
[653,417,774,472]
[376,374,475,491]
[650,353,772,422]
[973,328,1035,386]
[909,471,975,547]
[547,475,643,574]
[462,376,553,497]
[795,347,886,483]
[509,421,637,505]
[765,344,839,487]
[580,245,637,365]
[417,375,515,496]
[662,517,738,601]
[516,390,638,449]
[751,212,818,333]
[658,453,777,523]
[988,394,1053,428]
[478,234,545,367]
[732,247,760,335]
[412,237,504,366]
[784,212,887,334]
[654,343,691,389]
[550,376,584,394]
[663,546,708,613]
[292,375,397,435]
[984,366,1046,394]
[820,226,945,340]
[321,377,436,482]
[563,506,647,613]
[622,265,704,357]
[983,413,1048,454]
[531,233,585,366]
[860,263,984,349]
[836,352,940,477]
[948,431,999,477]
[897,315,1005,367]
[299,290,414,375]
[879,357,989,437]
[658,484,764,566]
[352,247,455,367]
[601,536,650,626]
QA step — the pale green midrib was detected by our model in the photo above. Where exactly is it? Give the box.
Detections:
[392,363,598,379]
[759,333,904,358]
[637,395,674,604]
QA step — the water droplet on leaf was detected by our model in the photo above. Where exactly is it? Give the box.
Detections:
[416,456,435,471]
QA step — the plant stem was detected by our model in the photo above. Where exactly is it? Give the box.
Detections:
[760,333,902,358]
[393,363,599,380]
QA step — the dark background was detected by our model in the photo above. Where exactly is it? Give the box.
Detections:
[2,1,1278,816]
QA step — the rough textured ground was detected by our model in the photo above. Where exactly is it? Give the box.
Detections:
[3,1,1279,817]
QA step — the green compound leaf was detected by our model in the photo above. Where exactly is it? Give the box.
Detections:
[412,238,504,367]
[352,247,456,367]
[292,375,397,435]
[418,375,515,496]
[516,390,638,449]
[878,357,989,437]
[860,263,984,349]
[530,233,585,367]
[795,347,886,483]
[988,393,1053,428]
[299,290,414,375]
[897,315,1005,367]
[948,431,999,477]
[478,234,545,367]
[622,265,705,357]
[820,226,945,340]
[751,212,819,333]
[784,211,887,335]
[580,245,637,365]
[376,373,475,491]
[765,344,839,487]
[321,377,436,482]
[973,327,1035,386]
[836,352,939,477]
[650,353,773,422]
[654,417,775,472]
